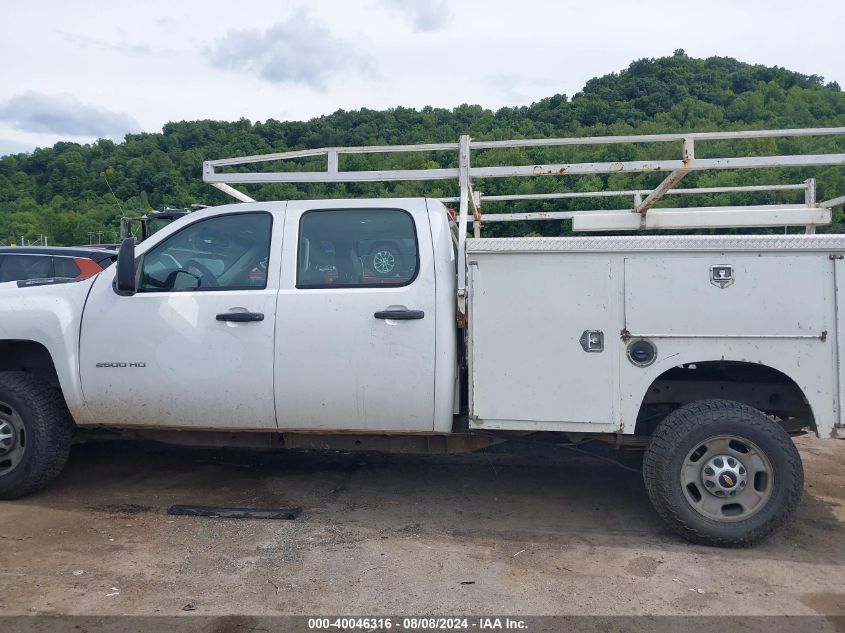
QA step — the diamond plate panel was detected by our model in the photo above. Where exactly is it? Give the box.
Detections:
[466,235,845,253]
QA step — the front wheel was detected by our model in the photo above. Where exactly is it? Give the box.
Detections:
[0,372,73,499]
[643,399,803,547]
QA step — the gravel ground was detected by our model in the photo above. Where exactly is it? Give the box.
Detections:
[0,435,844,618]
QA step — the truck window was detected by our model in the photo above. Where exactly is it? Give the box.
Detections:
[0,255,53,282]
[138,213,272,292]
[53,257,81,278]
[296,209,418,288]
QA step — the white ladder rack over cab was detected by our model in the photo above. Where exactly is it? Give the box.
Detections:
[202,126,845,317]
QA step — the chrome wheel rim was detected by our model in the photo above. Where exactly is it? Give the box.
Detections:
[0,400,26,476]
[681,435,774,522]
[372,250,396,274]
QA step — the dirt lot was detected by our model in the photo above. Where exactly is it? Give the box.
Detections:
[1,435,845,617]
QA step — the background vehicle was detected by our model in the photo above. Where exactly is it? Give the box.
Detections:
[0,246,116,283]
[120,207,205,244]
[1,127,844,548]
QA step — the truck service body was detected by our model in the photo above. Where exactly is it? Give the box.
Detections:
[2,127,845,546]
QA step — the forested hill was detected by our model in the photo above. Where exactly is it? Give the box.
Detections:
[2,51,845,245]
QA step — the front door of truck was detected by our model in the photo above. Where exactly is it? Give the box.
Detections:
[79,207,283,429]
[274,201,437,431]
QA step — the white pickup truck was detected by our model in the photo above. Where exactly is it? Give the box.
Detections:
[1,128,844,547]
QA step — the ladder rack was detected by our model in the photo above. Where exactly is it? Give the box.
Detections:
[203,126,845,318]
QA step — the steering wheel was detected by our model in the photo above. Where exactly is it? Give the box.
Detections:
[160,253,181,269]
[184,259,219,288]
[163,269,201,290]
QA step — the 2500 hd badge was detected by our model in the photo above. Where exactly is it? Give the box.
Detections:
[95,362,147,368]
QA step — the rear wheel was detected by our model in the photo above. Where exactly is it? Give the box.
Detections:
[643,399,803,547]
[0,372,73,499]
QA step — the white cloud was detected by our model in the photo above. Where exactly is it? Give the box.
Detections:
[209,10,371,88]
[385,0,453,32]
[0,92,140,139]
[61,31,154,56]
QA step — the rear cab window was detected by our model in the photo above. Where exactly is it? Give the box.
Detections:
[296,209,418,288]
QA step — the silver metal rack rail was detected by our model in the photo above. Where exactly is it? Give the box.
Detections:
[203,126,845,318]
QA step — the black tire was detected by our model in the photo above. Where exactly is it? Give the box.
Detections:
[643,399,803,547]
[369,243,402,278]
[0,372,74,499]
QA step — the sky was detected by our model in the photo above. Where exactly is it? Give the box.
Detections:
[0,0,843,156]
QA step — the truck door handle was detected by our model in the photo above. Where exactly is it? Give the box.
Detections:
[216,312,264,322]
[374,309,425,320]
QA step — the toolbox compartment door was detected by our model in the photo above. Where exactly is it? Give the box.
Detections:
[468,252,618,429]
[624,253,828,337]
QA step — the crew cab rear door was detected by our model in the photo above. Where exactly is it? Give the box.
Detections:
[274,200,437,431]
[78,205,284,429]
